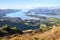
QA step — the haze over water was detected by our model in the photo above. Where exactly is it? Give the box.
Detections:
[6,9,60,20]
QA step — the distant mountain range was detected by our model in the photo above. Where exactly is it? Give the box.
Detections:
[0,9,20,17]
[25,8,60,17]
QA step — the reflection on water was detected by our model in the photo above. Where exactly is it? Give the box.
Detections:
[35,14,60,18]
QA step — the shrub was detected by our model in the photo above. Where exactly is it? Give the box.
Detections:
[32,29,41,33]
[11,26,17,31]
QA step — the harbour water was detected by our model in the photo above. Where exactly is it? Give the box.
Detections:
[6,10,60,20]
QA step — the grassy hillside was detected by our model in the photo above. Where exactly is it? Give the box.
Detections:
[0,25,60,40]
[0,17,60,40]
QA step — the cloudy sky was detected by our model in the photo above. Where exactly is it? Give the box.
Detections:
[0,0,60,9]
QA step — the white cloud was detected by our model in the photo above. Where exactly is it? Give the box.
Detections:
[0,4,60,9]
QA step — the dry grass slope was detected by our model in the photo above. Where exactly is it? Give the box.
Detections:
[1,26,60,40]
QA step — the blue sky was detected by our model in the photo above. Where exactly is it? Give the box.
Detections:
[0,0,60,9]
